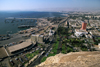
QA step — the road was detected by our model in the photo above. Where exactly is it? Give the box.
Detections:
[57,18,67,53]
[28,36,55,67]
[0,33,31,46]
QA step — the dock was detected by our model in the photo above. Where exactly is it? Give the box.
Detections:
[18,25,35,28]
[5,18,38,20]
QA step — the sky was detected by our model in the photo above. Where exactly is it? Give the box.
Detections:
[0,0,100,11]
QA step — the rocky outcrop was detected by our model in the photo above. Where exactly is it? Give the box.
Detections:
[36,51,100,67]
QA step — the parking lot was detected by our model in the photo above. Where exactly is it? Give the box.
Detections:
[8,44,45,67]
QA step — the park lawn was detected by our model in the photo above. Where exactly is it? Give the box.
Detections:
[61,44,66,54]
[41,40,59,62]
[26,50,39,59]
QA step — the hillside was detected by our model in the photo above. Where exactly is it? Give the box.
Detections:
[36,51,100,67]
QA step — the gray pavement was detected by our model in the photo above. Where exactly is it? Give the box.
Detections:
[0,33,30,46]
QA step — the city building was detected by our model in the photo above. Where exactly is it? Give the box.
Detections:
[31,34,44,44]
[31,34,38,44]
[80,21,87,30]
[6,40,33,55]
[74,29,88,37]
[38,35,44,43]
[98,43,100,48]
[49,30,55,36]
[74,21,88,37]
[0,46,8,59]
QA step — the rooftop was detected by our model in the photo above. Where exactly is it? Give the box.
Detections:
[75,29,88,32]
[0,47,8,59]
[7,41,32,53]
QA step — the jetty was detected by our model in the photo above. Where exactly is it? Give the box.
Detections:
[18,25,35,28]
[5,18,38,20]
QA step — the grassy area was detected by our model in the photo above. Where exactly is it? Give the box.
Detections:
[38,44,42,46]
[41,57,47,62]
[81,45,88,51]
[61,43,74,54]
[48,40,59,56]
[26,50,39,59]
[97,37,100,40]
[41,40,59,62]
[62,38,88,52]
[61,44,66,54]
[67,46,73,53]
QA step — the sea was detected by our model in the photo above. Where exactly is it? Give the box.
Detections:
[0,11,65,35]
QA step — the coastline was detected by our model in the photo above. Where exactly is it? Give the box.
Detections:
[0,12,66,46]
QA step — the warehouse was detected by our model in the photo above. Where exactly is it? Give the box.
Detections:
[7,41,33,54]
[0,46,8,59]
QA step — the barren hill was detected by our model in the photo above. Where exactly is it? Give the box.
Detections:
[36,51,100,67]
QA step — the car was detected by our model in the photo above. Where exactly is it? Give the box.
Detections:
[40,48,43,50]
[32,50,35,53]
[44,48,47,50]
[9,43,13,46]
[23,55,28,60]
[31,32,35,34]
[19,40,23,43]
[41,51,45,55]
[30,50,34,53]
[19,57,24,63]
[10,59,14,65]
[36,48,39,50]
[0,59,2,61]
[18,64,22,67]
[20,53,23,55]
[45,53,49,57]
[15,58,18,60]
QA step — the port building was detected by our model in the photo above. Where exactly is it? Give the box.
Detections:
[0,46,8,59]
[6,39,34,56]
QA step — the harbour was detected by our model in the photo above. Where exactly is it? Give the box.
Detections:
[0,11,64,35]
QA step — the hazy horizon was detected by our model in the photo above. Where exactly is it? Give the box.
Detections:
[0,0,100,12]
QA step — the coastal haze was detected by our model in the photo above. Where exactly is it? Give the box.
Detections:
[0,0,100,67]
[0,11,64,34]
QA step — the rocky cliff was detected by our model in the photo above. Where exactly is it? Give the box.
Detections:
[36,51,100,67]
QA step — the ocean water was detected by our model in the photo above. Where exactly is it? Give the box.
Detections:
[0,11,65,35]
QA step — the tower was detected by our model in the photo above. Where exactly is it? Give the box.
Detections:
[81,21,87,30]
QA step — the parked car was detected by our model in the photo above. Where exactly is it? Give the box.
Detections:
[23,55,28,60]
[19,57,24,63]
[15,58,18,60]
[10,59,14,65]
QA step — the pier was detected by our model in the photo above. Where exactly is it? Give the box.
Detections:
[5,18,38,20]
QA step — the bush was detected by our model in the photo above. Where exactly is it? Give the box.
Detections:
[48,53,56,57]
[61,44,66,54]
[81,45,88,51]
[41,57,47,62]
[94,42,98,45]
[67,46,73,53]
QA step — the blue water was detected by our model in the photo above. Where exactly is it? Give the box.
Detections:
[0,11,65,35]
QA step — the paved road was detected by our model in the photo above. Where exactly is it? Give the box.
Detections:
[27,18,67,67]
[28,36,55,67]
[0,33,30,46]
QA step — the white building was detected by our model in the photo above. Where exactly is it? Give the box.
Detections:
[74,29,88,37]
[98,43,100,48]
[38,35,44,43]
[31,34,38,44]
[49,30,55,36]
[31,34,44,44]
